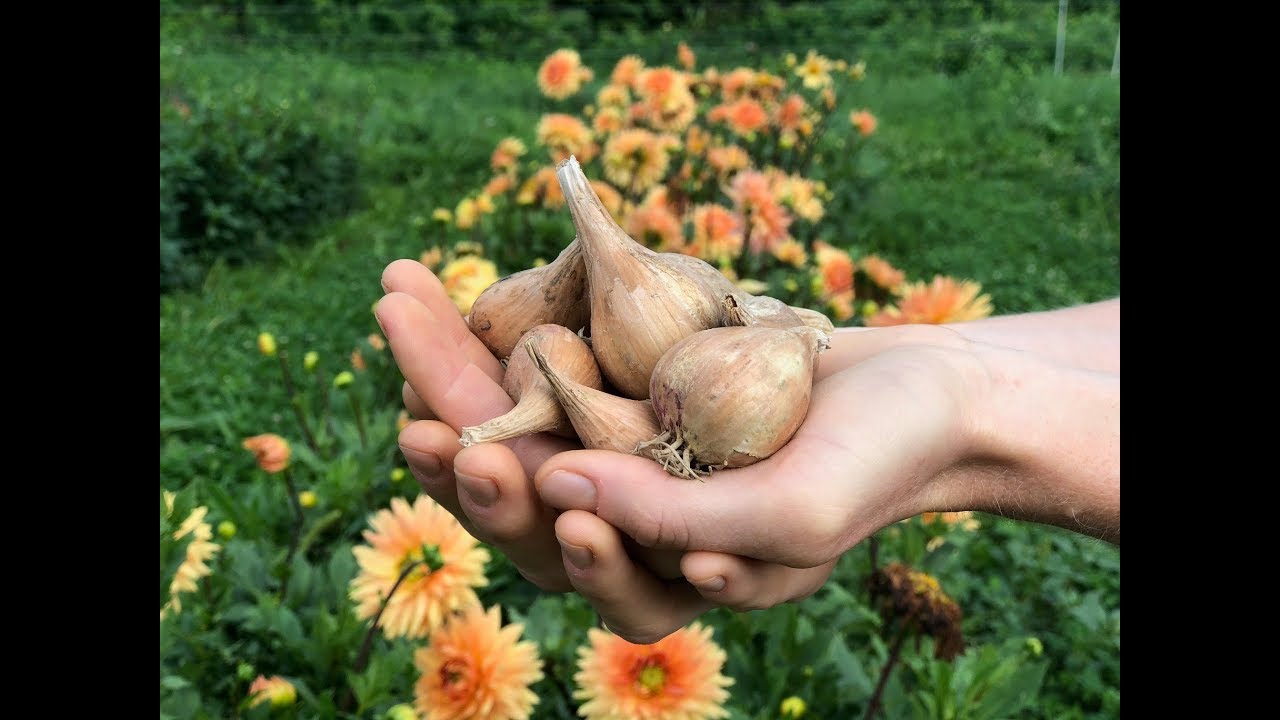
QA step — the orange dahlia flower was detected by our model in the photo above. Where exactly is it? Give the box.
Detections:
[242,433,291,473]
[574,623,734,720]
[537,49,593,100]
[611,55,645,88]
[850,109,878,137]
[859,254,905,292]
[349,496,490,639]
[867,276,994,327]
[413,605,543,720]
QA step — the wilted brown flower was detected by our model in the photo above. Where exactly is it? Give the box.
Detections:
[868,562,964,661]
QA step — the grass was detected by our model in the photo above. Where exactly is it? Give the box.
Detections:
[160,41,1119,719]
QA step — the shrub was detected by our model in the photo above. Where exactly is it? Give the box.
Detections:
[159,83,360,293]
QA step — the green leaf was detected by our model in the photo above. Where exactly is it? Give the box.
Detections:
[160,675,192,690]
[829,636,874,702]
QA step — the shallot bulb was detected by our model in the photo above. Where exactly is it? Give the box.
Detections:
[642,325,830,478]
[556,156,724,399]
[466,238,589,360]
[459,324,602,447]
[526,341,662,455]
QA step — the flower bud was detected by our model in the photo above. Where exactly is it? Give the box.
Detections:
[334,371,355,389]
[385,705,417,720]
[257,332,277,357]
[247,675,296,708]
[303,351,319,372]
[781,696,807,718]
[390,468,406,483]
[298,491,318,508]
[218,521,237,540]
[236,662,255,682]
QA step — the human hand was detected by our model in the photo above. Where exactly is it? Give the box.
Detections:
[535,321,1121,571]
[376,259,836,642]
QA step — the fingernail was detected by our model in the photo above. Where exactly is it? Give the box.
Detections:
[403,449,441,478]
[560,541,593,570]
[693,575,726,593]
[457,472,499,508]
[540,471,598,510]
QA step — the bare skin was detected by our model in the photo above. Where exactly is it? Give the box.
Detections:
[378,258,1119,643]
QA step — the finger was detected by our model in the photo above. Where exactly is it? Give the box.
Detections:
[680,551,836,612]
[536,446,841,568]
[555,510,712,645]
[402,382,436,422]
[399,420,468,524]
[452,443,570,592]
[377,292,514,431]
[381,258,503,383]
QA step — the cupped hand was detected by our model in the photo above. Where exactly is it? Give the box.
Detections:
[534,323,991,570]
[376,259,834,643]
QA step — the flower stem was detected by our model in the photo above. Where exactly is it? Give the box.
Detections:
[348,392,368,450]
[339,560,422,712]
[864,622,908,720]
[277,352,321,455]
[278,467,306,598]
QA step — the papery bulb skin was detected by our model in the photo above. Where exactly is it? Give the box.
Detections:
[459,324,602,446]
[557,156,725,399]
[466,239,590,360]
[645,325,830,478]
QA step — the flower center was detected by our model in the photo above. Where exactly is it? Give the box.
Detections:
[439,658,474,701]
[632,654,668,697]
[401,543,445,579]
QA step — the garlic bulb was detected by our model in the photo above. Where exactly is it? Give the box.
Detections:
[643,325,830,478]
[526,341,662,455]
[459,324,602,447]
[556,156,724,399]
[466,238,589,360]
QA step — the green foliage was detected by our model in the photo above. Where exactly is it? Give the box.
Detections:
[160,4,1119,718]
[160,0,1120,76]
[160,50,361,292]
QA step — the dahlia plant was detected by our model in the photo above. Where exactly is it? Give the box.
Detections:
[426,43,993,326]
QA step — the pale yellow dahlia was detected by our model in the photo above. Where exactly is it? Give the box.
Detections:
[574,623,734,720]
[349,496,490,639]
[602,129,675,193]
[414,605,543,720]
[537,114,597,164]
[160,499,221,620]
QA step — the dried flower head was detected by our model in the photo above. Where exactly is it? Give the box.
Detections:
[868,562,965,661]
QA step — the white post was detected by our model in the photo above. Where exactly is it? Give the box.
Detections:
[1111,30,1120,77]
[1055,0,1069,76]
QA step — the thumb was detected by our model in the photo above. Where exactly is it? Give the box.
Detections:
[534,446,846,569]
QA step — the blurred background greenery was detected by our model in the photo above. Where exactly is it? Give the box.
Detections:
[160,2,1119,718]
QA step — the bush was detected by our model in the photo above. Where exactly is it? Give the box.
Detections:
[159,82,360,293]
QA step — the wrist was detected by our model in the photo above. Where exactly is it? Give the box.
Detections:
[951,343,1120,543]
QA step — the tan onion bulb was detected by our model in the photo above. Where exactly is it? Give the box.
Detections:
[556,156,724,399]
[459,324,602,447]
[642,325,830,478]
[466,238,589,360]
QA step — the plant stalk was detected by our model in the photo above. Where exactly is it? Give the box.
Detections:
[339,560,421,712]
[864,622,909,720]
[277,351,321,455]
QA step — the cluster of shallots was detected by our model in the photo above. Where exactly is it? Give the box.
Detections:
[461,157,832,480]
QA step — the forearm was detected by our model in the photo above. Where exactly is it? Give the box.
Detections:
[944,298,1120,374]
[953,344,1120,544]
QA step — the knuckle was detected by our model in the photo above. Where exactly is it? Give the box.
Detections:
[623,505,691,550]
[516,566,572,593]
